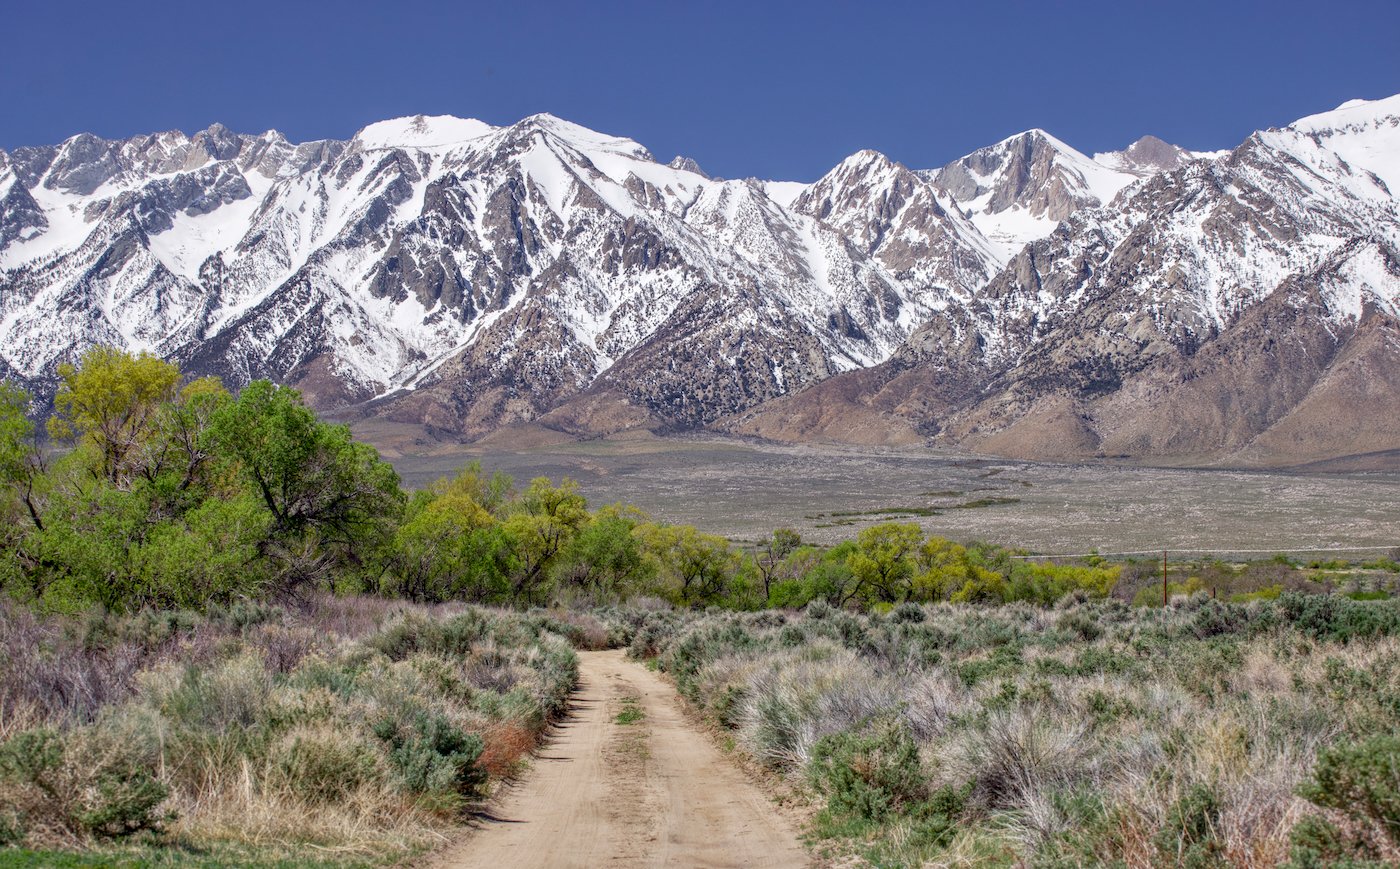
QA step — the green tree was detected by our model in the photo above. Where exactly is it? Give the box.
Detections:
[428,460,513,516]
[205,380,404,589]
[0,382,45,530]
[768,542,864,609]
[135,492,273,607]
[848,523,923,604]
[1005,561,1119,605]
[912,536,1007,603]
[389,485,512,602]
[501,478,589,605]
[26,475,158,611]
[138,376,231,500]
[639,523,739,606]
[754,528,802,602]
[47,347,182,487]
[552,506,654,603]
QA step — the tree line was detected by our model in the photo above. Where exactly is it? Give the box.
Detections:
[0,348,1120,613]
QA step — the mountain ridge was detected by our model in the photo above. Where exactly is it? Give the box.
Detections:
[2,96,1397,467]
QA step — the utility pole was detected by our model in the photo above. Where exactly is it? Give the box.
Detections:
[1162,550,1169,607]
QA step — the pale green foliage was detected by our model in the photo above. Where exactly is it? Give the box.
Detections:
[552,506,654,603]
[48,347,182,486]
[502,477,589,605]
[848,522,923,603]
[914,536,1005,602]
[0,382,44,536]
[638,522,740,605]
[390,486,511,603]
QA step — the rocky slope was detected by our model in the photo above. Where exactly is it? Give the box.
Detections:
[3,95,1396,466]
[728,95,1400,466]
[0,114,1009,436]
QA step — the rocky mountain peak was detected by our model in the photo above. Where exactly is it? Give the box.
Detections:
[1105,134,1192,174]
[667,155,709,178]
[4,95,1399,467]
[923,128,1143,258]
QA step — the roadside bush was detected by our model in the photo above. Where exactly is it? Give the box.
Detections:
[0,726,170,842]
[267,726,382,805]
[1288,734,1400,865]
[809,716,926,822]
[374,708,486,803]
[1153,783,1227,869]
[1277,593,1400,643]
[0,598,578,858]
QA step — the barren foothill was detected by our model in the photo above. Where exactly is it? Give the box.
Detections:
[434,649,808,869]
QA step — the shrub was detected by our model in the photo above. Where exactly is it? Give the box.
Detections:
[1153,783,1227,868]
[951,704,1090,812]
[374,709,486,802]
[1284,814,1391,868]
[268,727,381,805]
[1298,734,1400,846]
[808,717,926,822]
[1055,610,1102,641]
[1277,593,1400,643]
[805,599,834,620]
[889,602,927,624]
[72,765,170,838]
[0,726,171,842]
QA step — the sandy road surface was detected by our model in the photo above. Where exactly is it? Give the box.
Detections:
[434,649,808,869]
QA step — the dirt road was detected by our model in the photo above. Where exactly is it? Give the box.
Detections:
[434,649,808,869]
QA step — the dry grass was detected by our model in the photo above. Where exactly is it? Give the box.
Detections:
[0,595,579,863]
[611,594,1400,866]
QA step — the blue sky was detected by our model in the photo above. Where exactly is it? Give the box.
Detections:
[3,0,1397,180]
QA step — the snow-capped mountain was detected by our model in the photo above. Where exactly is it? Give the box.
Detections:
[0,113,1005,434]
[3,94,1396,466]
[923,129,1221,259]
[729,95,1400,466]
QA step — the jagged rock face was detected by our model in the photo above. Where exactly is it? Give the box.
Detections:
[1091,135,1210,180]
[667,156,709,179]
[931,131,1101,220]
[924,129,1162,259]
[0,112,997,431]
[792,151,998,295]
[3,95,1399,467]
[731,96,1400,466]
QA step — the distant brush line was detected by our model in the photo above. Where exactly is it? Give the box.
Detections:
[1011,545,1399,560]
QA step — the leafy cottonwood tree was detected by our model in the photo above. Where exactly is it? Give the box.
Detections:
[848,523,923,604]
[913,536,1003,602]
[552,506,655,603]
[47,347,181,487]
[754,528,803,601]
[389,484,511,602]
[0,382,45,530]
[502,477,589,605]
[640,523,739,606]
[206,381,403,536]
[203,380,404,593]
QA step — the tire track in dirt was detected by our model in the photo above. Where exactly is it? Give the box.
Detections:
[435,649,807,868]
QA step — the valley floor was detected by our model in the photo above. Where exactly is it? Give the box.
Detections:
[433,650,807,869]
[380,433,1400,553]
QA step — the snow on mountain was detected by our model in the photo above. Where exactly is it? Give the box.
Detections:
[925,129,1153,259]
[1277,94,1400,197]
[724,94,1400,465]
[2,94,1397,462]
[0,112,1002,433]
[353,115,496,150]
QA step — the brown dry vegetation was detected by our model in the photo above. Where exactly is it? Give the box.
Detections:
[601,594,1400,867]
[0,595,596,864]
